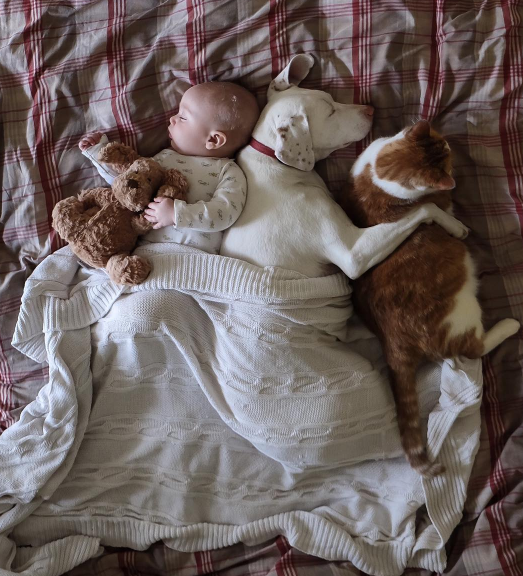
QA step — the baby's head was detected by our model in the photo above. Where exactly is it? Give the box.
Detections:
[168,82,259,158]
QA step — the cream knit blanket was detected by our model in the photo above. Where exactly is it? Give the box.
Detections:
[5,243,482,576]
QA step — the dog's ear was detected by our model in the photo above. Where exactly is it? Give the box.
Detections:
[274,114,315,171]
[268,54,314,98]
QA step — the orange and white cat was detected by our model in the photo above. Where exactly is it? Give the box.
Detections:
[339,120,520,477]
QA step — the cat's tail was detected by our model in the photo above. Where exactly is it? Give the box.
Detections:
[388,363,445,478]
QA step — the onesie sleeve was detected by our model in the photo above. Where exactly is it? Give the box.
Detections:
[81,134,118,185]
[172,161,247,232]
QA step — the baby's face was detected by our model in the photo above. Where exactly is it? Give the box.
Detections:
[168,87,216,157]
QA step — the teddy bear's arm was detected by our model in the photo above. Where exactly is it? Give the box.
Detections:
[131,213,154,235]
[158,169,189,202]
[78,187,114,208]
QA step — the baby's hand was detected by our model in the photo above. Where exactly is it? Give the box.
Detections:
[144,197,175,229]
[79,131,104,151]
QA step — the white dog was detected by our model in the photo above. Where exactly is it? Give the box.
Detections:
[220,54,468,278]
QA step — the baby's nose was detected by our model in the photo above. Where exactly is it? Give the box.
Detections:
[170,116,176,125]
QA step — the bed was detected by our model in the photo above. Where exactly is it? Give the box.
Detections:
[1,1,522,575]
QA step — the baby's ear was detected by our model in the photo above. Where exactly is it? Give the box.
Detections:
[274,113,315,171]
[205,131,227,151]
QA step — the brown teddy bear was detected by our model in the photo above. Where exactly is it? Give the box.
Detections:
[52,142,188,285]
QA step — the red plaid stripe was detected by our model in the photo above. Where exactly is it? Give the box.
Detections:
[62,537,356,576]
[22,0,62,252]
[107,0,137,149]
[2,1,522,575]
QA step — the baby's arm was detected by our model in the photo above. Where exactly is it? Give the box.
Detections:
[79,133,119,185]
[145,162,247,232]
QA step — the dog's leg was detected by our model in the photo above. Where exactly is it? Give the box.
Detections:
[326,203,469,279]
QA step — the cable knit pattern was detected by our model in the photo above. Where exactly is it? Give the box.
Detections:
[7,244,482,576]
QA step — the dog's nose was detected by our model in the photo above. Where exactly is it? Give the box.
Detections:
[127,179,139,189]
[363,106,374,117]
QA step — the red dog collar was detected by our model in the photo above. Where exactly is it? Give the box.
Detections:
[249,137,276,158]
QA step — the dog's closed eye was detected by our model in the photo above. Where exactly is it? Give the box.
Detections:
[325,101,336,117]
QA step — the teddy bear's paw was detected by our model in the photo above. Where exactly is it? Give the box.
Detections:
[157,184,186,202]
[107,254,152,285]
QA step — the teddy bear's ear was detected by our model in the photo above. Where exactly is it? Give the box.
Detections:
[98,142,140,173]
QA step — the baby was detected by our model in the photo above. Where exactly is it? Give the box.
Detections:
[80,82,259,253]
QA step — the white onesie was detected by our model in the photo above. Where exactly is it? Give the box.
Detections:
[83,135,247,254]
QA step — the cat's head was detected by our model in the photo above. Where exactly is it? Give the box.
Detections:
[353,120,455,199]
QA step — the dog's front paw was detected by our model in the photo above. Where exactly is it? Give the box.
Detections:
[424,204,469,239]
[456,222,469,239]
[442,217,469,239]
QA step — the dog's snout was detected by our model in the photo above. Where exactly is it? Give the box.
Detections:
[127,179,139,189]
[363,106,374,117]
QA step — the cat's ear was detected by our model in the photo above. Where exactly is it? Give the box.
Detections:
[407,120,431,140]
[434,173,456,190]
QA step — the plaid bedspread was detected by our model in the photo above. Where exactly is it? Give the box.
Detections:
[1,1,522,575]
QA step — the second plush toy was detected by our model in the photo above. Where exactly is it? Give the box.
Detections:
[52,142,188,285]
